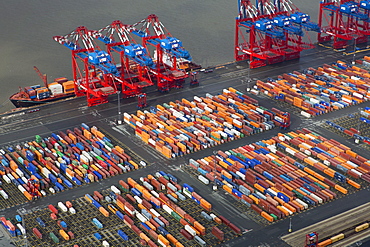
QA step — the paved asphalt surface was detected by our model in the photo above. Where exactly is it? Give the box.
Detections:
[1,45,370,247]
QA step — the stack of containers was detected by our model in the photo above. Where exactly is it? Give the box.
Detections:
[112,173,238,246]
[0,217,16,237]
[62,81,75,94]
[124,87,291,158]
[278,129,370,184]
[0,123,141,204]
[24,86,37,99]
[48,82,64,96]
[1,149,44,201]
[187,129,369,222]
[255,58,370,117]
[36,87,50,99]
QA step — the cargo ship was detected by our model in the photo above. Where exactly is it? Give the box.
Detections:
[9,75,76,108]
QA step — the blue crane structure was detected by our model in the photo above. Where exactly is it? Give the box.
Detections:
[318,0,370,49]
[91,20,156,98]
[130,14,191,92]
[235,0,320,68]
[53,26,118,106]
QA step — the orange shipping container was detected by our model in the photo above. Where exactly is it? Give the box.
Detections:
[99,207,110,217]
[261,211,274,222]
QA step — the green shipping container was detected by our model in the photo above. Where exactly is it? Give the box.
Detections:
[292,190,304,199]
[270,214,278,221]
[314,182,326,190]
[49,232,60,244]
[35,135,42,143]
[171,211,182,222]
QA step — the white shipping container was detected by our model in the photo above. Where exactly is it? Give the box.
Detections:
[17,185,26,193]
[353,92,364,99]
[198,175,209,185]
[16,224,26,235]
[250,89,259,95]
[223,122,233,129]
[278,136,286,141]
[350,169,362,177]
[307,157,318,164]
[281,205,293,215]
[80,155,89,164]
[3,174,11,184]
[346,161,358,168]
[7,173,15,182]
[324,160,331,166]
[236,171,245,180]
[15,168,24,178]
[210,213,217,220]
[148,138,156,147]
[310,193,323,204]
[139,161,147,167]
[227,98,235,104]
[157,239,166,247]
[21,177,28,184]
[136,213,147,223]
[58,202,68,212]
[194,96,202,102]
[163,205,173,215]
[49,187,56,194]
[223,89,230,95]
[0,190,8,199]
[256,107,264,114]
[150,209,160,217]
[301,111,311,118]
[204,106,213,113]
[183,189,192,198]
[110,185,121,195]
[304,149,312,156]
[185,225,197,236]
[102,240,110,247]
[286,148,295,155]
[69,207,76,214]
[295,199,308,209]
[134,196,142,205]
[267,188,277,197]
[200,159,209,165]
[136,121,143,128]
[266,154,276,160]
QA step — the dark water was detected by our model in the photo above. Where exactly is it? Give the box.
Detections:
[0,0,318,112]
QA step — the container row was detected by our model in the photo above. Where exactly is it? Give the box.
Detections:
[255,58,370,117]
[124,87,290,158]
[187,128,369,223]
[0,123,144,205]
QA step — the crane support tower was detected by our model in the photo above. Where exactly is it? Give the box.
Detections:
[53,26,118,107]
[235,0,320,68]
[130,14,190,92]
[92,20,155,98]
[318,0,370,49]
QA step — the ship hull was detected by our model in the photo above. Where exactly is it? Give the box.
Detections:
[10,93,75,108]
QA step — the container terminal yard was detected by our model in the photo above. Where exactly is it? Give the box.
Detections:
[2,0,370,246]
[1,43,370,247]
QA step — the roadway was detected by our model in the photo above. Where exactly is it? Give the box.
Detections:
[1,45,370,246]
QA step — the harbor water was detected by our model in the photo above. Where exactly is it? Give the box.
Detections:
[0,0,317,113]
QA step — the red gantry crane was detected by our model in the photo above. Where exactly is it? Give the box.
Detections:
[318,0,370,49]
[92,20,156,98]
[130,14,190,92]
[235,0,320,68]
[53,26,118,107]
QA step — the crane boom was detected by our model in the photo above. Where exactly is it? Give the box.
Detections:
[33,66,48,88]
